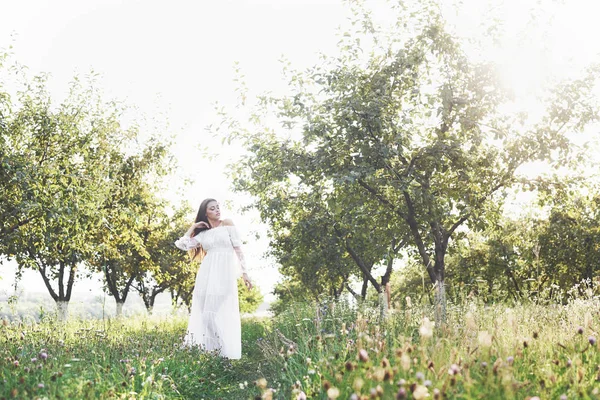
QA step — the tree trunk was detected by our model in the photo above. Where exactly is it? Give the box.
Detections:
[432,231,448,326]
[434,278,446,327]
[56,300,69,321]
[116,301,124,318]
[360,273,369,299]
[378,292,388,322]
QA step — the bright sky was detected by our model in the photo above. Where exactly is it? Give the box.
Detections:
[1,0,599,303]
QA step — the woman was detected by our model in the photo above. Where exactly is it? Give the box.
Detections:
[174,198,253,359]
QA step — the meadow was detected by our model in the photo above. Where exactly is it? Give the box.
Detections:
[2,294,600,399]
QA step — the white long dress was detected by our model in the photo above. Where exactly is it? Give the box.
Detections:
[174,225,244,359]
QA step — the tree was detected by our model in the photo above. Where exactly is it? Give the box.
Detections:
[134,206,194,315]
[225,0,600,323]
[536,181,600,294]
[5,73,123,320]
[89,138,171,317]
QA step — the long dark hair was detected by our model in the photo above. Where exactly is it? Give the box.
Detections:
[188,198,217,262]
[192,198,217,236]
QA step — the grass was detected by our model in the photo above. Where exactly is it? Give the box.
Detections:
[2,296,600,399]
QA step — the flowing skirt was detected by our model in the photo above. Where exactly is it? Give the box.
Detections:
[183,248,241,359]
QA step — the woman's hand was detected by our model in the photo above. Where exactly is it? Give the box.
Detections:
[242,273,253,290]
[193,221,210,229]
[186,221,210,236]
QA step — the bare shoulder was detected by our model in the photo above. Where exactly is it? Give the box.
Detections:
[221,218,235,226]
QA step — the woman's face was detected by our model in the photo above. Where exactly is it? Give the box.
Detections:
[205,201,221,221]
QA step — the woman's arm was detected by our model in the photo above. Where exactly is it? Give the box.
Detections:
[223,219,253,289]
[174,221,207,251]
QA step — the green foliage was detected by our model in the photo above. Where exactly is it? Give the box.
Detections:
[237,279,264,314]
[0,53,185,318]
[224,0,600,317]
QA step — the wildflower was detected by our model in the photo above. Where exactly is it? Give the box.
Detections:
[358,349,369,362]
[400,354,411,371]
[349,395,359,400]
[505,308,515,328]
[416,372,425,381]
[480,362,488,368]
[353,378,364,391]
[419,318,434,339]
[448,364,460,375]
[38,383,45,389]
[31,358,37,363]
[13,360,19,368]
[589,336,597,346]
[477,331,492,348]
[433,388,441,399]
[506,356,514,365]
[577,326,584,335]
[396,387,407,399]
[560,395,568,400]
[39,352,48,360]
[256,378,267,389]
[296,391,307,400]
[424,380,432,387]
[465,311,477,331]
[412,385,429,400]
[397,378,406,386]
[327,387,340,399]
[530,397,540,400]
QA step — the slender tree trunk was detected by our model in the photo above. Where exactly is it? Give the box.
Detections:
[56,300,69,321]
[360,273,369,299]
[116,301,124,318]
[432,231,448,326]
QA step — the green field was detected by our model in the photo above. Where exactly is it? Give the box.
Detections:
[2,297,600,399]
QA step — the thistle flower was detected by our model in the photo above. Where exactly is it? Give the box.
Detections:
[396,387,407,399]
[506,356,514,365]
[589,336,597,346]
[256,378,267,389]
[419,318,434,339]
[358,348,369,362]
[477,331,492,348]
[327,387,340,399]
[412,385,429,400]
[448,364,460,375]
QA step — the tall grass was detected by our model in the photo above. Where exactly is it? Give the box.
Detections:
[252,295,600,399]
[2,294,600,399]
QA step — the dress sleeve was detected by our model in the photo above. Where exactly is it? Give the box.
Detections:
[174,235,201,251]
[227,225,243,248]
[227,225,248,276]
